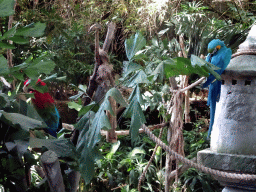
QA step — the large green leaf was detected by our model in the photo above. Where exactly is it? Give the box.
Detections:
[0,0,15,17]
[0,111,44,131]
[1,23,18,40]
[123,62,143,77]
[75,88,128,183]
[75,111,95,131]
[8,36,29,44]
[128,85,144,105]
[123,85,146,143]
[24,59,55,79]
[30,60,55,75]
[75,111,101,184]
[78,102,99,117]
[29,138,77,157]
[106,141,120,160]
[105,88,128,108]
[125,32,146,61]
[15,22,46,37]
[26,103,44,122]
[190,54,221,80]
[0,42,15,49]
[79,145,102,184]
[124,70,150,87]
[68,101,82,111]
[0,55,9,75]
[0,94,8,109]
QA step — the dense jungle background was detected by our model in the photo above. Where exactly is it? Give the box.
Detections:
[0,0,255,192]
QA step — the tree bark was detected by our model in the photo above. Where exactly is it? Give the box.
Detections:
[179,35,190,123]
[7,0,17,68]
[165,77,179,192]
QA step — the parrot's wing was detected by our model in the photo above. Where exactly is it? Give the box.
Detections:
[202,74,216,88]
[41,106,60,137]
[222,48,232,72]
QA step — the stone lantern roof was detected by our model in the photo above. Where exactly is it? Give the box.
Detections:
[224,25,256,77]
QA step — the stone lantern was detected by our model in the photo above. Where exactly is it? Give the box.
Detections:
[198,25,256,192]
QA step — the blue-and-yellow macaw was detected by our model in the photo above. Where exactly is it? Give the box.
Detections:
[203,39,232,138]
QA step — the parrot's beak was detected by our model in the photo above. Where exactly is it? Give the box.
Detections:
[208,47,218,55]
[207,47,219,62]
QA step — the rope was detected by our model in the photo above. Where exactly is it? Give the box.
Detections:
[138,127,164,192]
[142,124,256,182]
[231,50,256,59]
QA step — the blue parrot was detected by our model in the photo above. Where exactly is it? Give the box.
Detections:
[203,39,232,138]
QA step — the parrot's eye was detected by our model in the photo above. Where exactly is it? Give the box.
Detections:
[216,45,221,50]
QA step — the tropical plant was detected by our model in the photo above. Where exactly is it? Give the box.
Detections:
[0,1,77,191]
[73,30,225,189]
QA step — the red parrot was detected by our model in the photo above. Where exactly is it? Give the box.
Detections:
[23,79,61,137]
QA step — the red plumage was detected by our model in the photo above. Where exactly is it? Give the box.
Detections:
[24,79,54,109]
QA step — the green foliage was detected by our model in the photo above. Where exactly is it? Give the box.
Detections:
[15,22,46,37]
[82,131,165,191]
[183,121,210,159]
[75,88,128,184]
[0,2,75,191]
[190,54,221,80]
[47,23,95,85]
[123,85,146,143]
[125,32,146,62]
[0,0,15,17]
[180,168,221,192]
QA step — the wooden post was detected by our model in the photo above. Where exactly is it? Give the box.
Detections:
[40,150,65,192]
[106,96,117,143]
[67,171,81,192]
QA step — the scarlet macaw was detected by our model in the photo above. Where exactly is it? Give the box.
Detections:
[202,39,232,138]
[23,79,61,137]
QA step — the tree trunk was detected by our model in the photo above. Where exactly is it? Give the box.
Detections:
[165,77,178,192]
[179,35,190,123]
[7,0,17,68]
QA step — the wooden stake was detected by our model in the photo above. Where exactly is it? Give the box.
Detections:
[40,150,65,192]
[106,96,117,143]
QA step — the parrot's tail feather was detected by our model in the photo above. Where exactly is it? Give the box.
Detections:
[44,128,57,137]
[207,100,217,139]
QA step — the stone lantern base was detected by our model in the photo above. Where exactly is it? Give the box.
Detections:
[197,149,256,191]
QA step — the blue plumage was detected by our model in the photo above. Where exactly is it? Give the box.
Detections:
[203,39,232,138]
[42,106,60,137]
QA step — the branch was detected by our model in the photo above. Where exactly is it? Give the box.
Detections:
[180,77,205,92]
[101,122,169,136]
[103,22,116,53]
[170,77,205,93]
[0,76,11,88]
